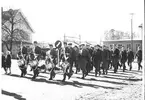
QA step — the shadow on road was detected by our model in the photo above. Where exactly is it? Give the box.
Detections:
[2,90,26,100]
[82,78,128,85]
[32,78,121,90]
[103,76,142,81]
[27,73,48,78]
[9,74,32,80]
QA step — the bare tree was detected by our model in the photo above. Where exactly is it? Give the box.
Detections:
[104,29,139,40]
[2,8,29,53]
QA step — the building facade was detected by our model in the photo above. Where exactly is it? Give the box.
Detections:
[2,9,34,58]
[103,39,142,53]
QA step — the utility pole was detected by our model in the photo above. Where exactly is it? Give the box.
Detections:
[64,33,66,42]
[130,13,134,52]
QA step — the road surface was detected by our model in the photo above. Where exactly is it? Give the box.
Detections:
[1,60,143,100]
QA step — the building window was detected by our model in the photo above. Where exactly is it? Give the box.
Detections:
[136,44,140,51]
[110,44,113,49]
[118,44,122,50]
[127,44,131,49]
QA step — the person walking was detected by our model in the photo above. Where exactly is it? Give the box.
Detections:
[127,48,134,71]
[120,46,127,72]
[2,52,7,74]
[6,51,12,75]
[135,46,142,71]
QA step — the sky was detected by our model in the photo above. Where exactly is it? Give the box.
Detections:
[1,0,144,44]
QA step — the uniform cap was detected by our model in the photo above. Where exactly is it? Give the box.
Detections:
[68,43,72,45]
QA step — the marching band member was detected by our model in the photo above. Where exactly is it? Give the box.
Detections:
[48,44,57,80]
[112,44,120,73]
[77,44,91,79]
[30,41,41,79]
[62,42,73,81]
[135,46,142,71]
[73,45,80,74]
[120,46,127,72]
[102,45,110,75]
[127,47,134,71]
[17,52,27,77]
[86,44,93,74]
[92,45,102,76]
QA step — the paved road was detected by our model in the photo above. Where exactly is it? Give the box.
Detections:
[1,60,143,100]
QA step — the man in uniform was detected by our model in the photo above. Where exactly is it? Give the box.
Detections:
[62,42,74,81]
[86,44,93,73]
[108,46,113,69]
[77,44,91,79]
[73,45,80,74]
[22,45,28,59]
[127,47,134,71]
[112,44,120,73]
[34,41,41,60]
[32,41,42,79]
[120,46,127,72]
[49,44,57,80]
[102,45,110,75]
[92,45,102,76]
[135,46,142,71]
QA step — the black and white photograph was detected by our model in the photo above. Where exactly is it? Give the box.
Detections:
[1,0,144,100]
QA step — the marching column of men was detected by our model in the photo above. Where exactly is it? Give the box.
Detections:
[9,40,143,81]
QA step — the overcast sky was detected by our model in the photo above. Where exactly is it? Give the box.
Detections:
[1,0,144,44]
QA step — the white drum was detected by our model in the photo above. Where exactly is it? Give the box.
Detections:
[17,59,25,67]
[45,63,53,70]
[29,60,38,67]
[60,61,70,73]
[38,60,45,67]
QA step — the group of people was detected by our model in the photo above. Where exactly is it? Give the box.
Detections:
[1,41,143,82]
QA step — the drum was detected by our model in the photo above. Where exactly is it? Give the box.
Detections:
[17,59,25,67]
[38,60,45,67]
[45,62,53,70]
[29,60,38,68]
[17,59,27,69]
[60,61,70,73]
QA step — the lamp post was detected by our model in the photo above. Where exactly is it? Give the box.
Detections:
[138,24,143,40]
[130,13,134,52]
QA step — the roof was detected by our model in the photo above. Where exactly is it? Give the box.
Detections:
[103,39,142,42]
[2,9,34,33]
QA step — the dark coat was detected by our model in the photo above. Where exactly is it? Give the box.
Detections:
[6,54,11,68]
[50,49,57,58]
[121,50,127,63]
[92,49,102,63]
[22,46,27,54]
[112,48,120,65]
[50,48,57,65]
[35,46,41,54]
[77,48,91,72]
[2,55,6,67]
[136,50,142,61]
[92,49,102,71]
[102,49,110,69]
[127,51,134,62]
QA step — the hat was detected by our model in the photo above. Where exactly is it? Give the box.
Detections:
[68,43,72,45]
[81,43,85,46]
[97,44,101,48]
[86,44,90,46]
[49,44,53,47]
[34,41,37,44]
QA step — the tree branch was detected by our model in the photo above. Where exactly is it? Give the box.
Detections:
[2,40,10,51]
[2,24,11,34]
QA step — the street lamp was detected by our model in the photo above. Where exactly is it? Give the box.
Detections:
[130,13,134,52]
